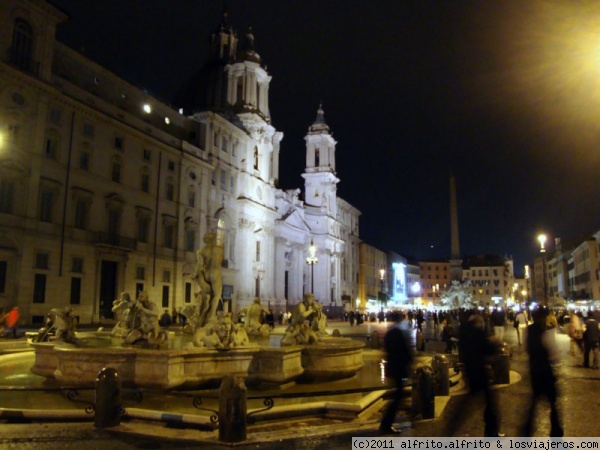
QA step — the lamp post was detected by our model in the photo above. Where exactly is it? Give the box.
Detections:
[306,239,318,294]
[537,234,548,306]
[379,267,386,309]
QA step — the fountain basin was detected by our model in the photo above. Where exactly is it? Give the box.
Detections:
[29,334,366,389]
[30,341,260,389]
[300,337,365,381]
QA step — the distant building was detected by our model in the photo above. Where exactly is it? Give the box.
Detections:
[462,255,514,307]
[418,260,450,307]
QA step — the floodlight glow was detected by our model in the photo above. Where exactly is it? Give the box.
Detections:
[143,104,152,114]
[411,282,421,294]
[165,117,170,124]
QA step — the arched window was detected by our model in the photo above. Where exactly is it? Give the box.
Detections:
[11,19,34,72]
[79,143,92,171]
[253,146,259,170]
[217,215,235,268]
[315,148,320,167]
[165,176,174,201]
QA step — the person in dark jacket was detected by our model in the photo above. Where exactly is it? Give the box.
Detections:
[522,307,563,437]
[444,310,502,437]
[159,309,172,328]
[583,311,600,369]
[379,313,413,435]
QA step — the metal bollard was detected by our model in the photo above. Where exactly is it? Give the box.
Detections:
[431,353,449,396]
[94,367,121,428]
[411,366,434,419]
[491,344,510,385]
[370,330,380,349]
[219,375,247,443]
[416,330,425,352]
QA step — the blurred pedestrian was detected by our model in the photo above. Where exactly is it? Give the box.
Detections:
[522,307,563,437]
[515,309,528,345]
[6,306,19,338]
[567,311,583,355]
[159,309,172,328]
[444,310,502,437]
[491,307,506,343]
[583,311,600,370]
[380,312,413,435]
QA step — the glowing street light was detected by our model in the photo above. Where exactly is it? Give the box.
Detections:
[306,239,318,294]
[538,234,547,253]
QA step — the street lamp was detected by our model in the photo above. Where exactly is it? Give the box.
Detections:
[537,233,548,306]
[379,267,386,309]
[306,239,318,294]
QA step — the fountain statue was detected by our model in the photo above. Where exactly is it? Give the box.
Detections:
[33,306,78,343]
[123,291,168,347]
[191,232,223,329]
[440,279,475,309]
[281,293,323,346]
[241,298,270,337]
[111,291,136,338]
[191,312,250,349]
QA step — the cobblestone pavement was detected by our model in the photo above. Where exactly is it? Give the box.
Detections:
[1,321,599,449]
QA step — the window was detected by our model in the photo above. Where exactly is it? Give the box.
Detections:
[166,177,174,201]
[164,223,174,248]
[72,257,83,273]
[137,215,150,243]
[185,282,192,303]
[70,277,81,304]
[315,148,320,167]
[0,261,6,293]
[136,266,145,280]
[141,167,150,193]
[162,285,169,308]
[232,143,237,157]
[83,122,95,138]
[114,136,124,151]
[211,171,216,186]
[213,132,218,147]
[143,149,151,161]
[74,199,88,229]
[33,274,46,303]
[111,156,122,183]
[186,229,196,252]
[168,160,175,171]
[254,146,259,170]
[35,252,49,269]
[221,136,228,152]
[48,107,61,125]
[256,241,261,262]
[188,189,195,207]
[79,146,90,170]
[0,179,14,214]
[107,208,121,237]
[39,189,54,222]
[44,131,59,159]
[163,270,171,283]
[220,169,227,191]
[10,19,33,72]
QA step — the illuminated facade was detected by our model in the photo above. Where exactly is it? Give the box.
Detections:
[0,0,360,322]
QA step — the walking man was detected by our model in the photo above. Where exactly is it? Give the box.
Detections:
[380,312,413,435]
[583,311,600,370]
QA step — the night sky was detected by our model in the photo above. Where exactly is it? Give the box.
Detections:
[50,1,600,273]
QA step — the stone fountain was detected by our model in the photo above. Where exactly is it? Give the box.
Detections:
[30,233,365,390]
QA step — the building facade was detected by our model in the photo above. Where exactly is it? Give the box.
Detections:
[0,0,360,323]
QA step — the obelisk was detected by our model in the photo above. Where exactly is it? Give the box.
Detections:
[449,174,463,281]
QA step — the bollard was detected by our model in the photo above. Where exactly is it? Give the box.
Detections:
[94,367,121,428]
[416,330,425,352]
[219,375,247,443]
[491,344,510,385]
[411,366,434,419]
[332,329,341,337]
[370,330,380,349]
[431,353,450,396]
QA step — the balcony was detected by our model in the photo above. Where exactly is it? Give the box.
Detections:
[94,232,136,250]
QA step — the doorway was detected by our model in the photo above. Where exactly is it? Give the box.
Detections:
[100,260,118,319]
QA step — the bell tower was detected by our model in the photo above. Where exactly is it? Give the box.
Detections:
[302,104,339,216]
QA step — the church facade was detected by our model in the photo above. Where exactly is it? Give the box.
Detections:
[0,0,360,324]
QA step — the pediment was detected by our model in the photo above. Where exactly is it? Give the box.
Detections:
[277,208,311,232]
